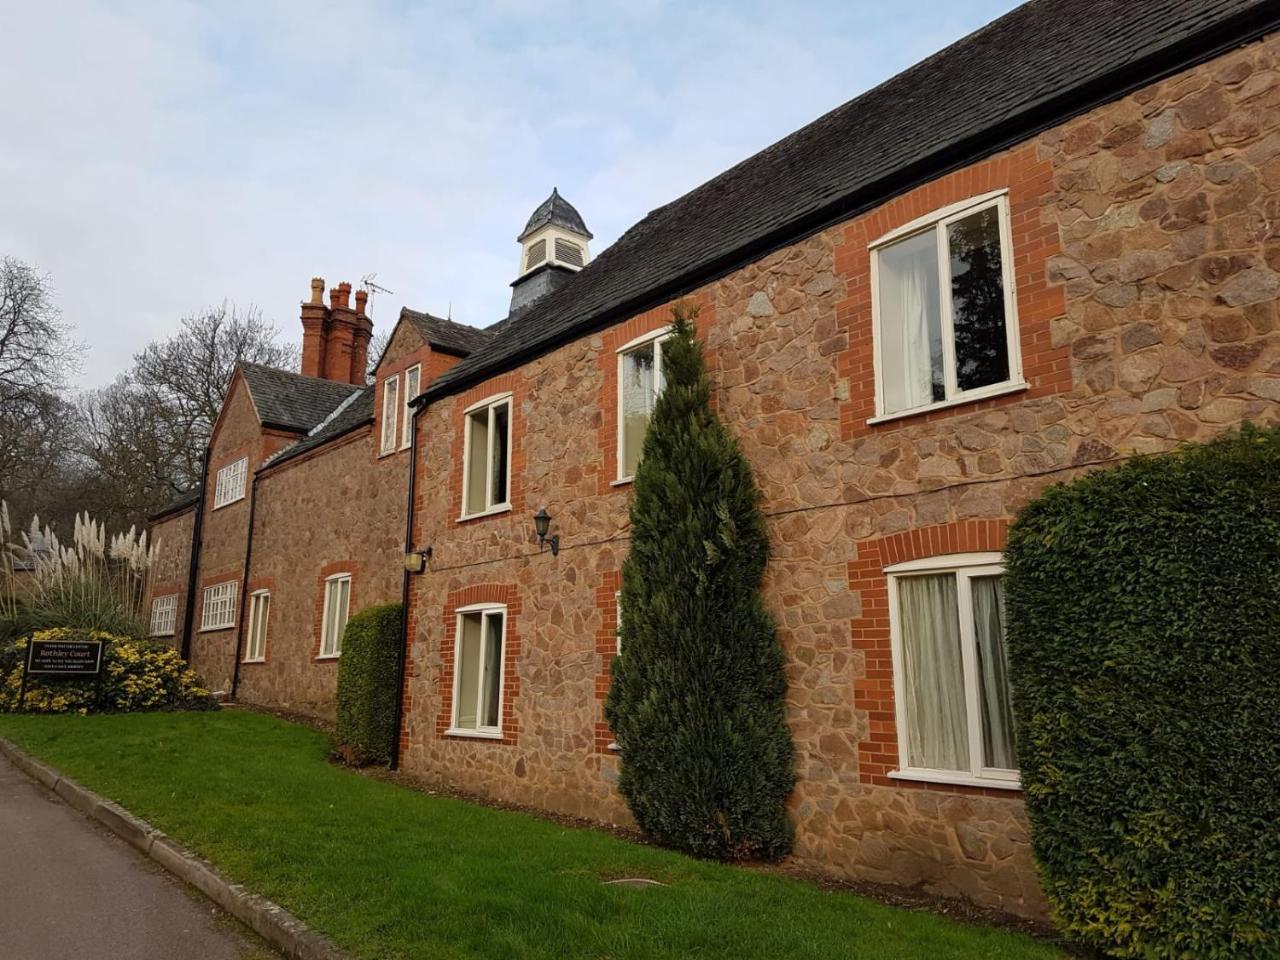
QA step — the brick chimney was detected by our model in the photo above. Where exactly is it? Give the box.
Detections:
[350,288,373,384]
[324,282,357,383]
[300,277,328,378]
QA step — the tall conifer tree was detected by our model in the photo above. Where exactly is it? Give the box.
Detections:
[606,304,795,860]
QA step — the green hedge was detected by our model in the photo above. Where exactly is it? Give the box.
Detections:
[335,603,403,766]
[1004,424,1280,958]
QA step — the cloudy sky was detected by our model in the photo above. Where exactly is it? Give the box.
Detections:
[2,0,1020,386]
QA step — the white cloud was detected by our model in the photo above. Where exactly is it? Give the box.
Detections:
[0,0,1019,385]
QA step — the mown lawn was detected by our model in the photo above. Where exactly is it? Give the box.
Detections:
[0,710,1062,960]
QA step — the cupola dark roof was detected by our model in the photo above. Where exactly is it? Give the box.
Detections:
[517,188,593,242]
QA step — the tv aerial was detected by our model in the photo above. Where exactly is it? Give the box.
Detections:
[360,272,394,314]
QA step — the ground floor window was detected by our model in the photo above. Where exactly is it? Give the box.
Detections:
[200,582,237,631]
[319,575,351,658]
[449,604,506,737]
[887,553,1017,786]
[244,590,270,662]
[150,595,177,636]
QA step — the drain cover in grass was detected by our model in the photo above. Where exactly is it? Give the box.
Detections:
[603,878,666,888]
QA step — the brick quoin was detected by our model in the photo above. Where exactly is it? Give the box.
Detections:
[849,518,1012,797]
[436,584,523,747]
[592,570,621,753]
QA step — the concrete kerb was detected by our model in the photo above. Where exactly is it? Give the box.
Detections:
[0,736,352,960]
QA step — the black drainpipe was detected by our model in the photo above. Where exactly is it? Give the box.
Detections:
[229,470,260,701]
[390,401,423,771]
[179,445,211,662]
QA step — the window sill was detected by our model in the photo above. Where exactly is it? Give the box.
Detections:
[314,654,341,662]
[867,381,1029,426]
[198,625,233,633]
[607,742,619,752]
[377,447,399,459]
[888,769,1022,791]
[444,728,504,741]
[610,477,633,488]
[211,496,246,511]
[457,504,512,523]
[241,658,266,665]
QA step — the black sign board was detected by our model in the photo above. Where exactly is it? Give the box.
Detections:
[26,639,105,676]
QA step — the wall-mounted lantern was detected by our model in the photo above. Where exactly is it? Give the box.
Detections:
[532,508,560,556]
[403,547,432,574]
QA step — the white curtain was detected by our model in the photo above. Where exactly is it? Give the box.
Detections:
[973,576,1016,769]
[879,231,940,413]
[899,574,969,771]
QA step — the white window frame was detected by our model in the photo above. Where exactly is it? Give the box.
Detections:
[615,327,672,483]
[200,581,238,632]
[885,552,1020,791]
[868,190,1026,424]
[459,392,513,520]
[447,602,508,739]
[401,364,421,450]
[213,457,248,509]
[318,573,352,659]
[608,590,622,751]
[150,594,177,637]
[380,374,400,455]
[244,590,270,663]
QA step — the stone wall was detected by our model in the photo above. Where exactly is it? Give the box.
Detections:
[235,322,446,720]
[145,505,194,651]
[401,31,1280,919]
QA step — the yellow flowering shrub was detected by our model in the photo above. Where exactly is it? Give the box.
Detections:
[0,628,216,714]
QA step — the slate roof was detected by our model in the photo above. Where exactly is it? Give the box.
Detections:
[423,0,1277,404]
[238,362,364,433]
[402,308,493,357]
[517,187,593,241]
[147,490,198,523]
[261,386,375,471]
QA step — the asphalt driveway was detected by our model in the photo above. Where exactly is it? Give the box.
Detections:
[0,752,276,960]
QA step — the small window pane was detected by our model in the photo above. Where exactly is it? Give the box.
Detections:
[491,404,509,506]
[381,377,400,453]
[878,231,943,414]
[402,367,420,448]
[621,342,656,477]
[465,409,490,515]
[948,206,1009,392]
[972,575,1016,769]
[481,612,504,728]
[456,613,482,729]
[898,573,969,771]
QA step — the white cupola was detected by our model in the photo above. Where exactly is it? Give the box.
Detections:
[509,188,593,316]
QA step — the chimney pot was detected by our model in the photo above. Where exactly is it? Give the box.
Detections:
[354,289,369,316]
[310,277,325,304]
[329,285,350,310]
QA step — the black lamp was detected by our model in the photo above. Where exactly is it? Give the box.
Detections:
[533,508,560,556]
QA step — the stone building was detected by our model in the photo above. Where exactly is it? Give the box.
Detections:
[151,0,1280,919]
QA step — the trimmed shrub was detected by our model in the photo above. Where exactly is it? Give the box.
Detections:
[335,603,403,765]
[605,305,795,861]
[1005,424,1280,958]
[0,628,216,713]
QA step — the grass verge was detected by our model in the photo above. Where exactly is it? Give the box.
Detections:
[0,710,1063,960]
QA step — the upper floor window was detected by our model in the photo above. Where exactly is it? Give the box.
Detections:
[244,590,270,663]
[213,457,247,509]
[617,329,670,481]
[319,574,351,658]
[871,191,1021,419]
[150,595,177,637]
[449,603,506,737]
[461,394,511,519]
[200,581,237,632]
[401,365,421,450]
[380,374,400,455]
[887,553,1017,788]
